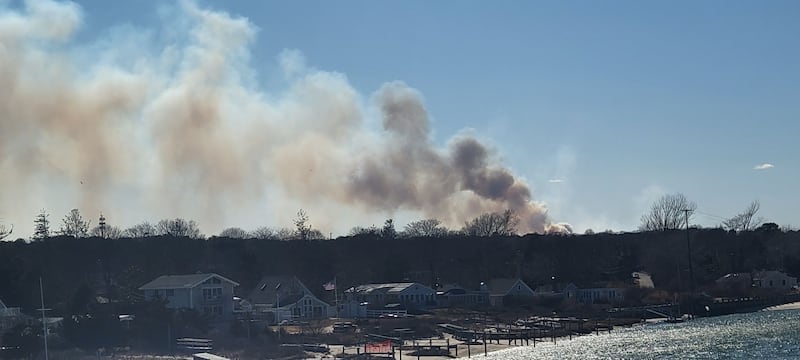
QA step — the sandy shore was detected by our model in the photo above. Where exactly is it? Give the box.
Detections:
[764,301,800,311]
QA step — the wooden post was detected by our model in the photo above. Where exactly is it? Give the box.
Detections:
[483,332,487,356]
[467,336,471,358]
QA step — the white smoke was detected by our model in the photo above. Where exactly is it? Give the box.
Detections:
[0,0,567,237]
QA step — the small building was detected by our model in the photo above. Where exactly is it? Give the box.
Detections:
[0,298,29,334]
[752,270,797,290]
[485,278,535,307]
[632,271,655,289]
[139,273,239,319]
[564,283,626,305]
[345,282,436,310]
[248,275,332,322]
[715,272,752,294]
[436,283,489,308]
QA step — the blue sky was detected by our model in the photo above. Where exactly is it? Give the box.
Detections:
[1,0,798,235]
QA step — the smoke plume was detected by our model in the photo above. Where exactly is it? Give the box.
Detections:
[0,0,567,235]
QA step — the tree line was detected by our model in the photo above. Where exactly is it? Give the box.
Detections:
[639,193,770,233]
[18,207,527,242]
[10,193,784,243]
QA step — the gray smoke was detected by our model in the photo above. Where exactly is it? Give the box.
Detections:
[0,0,567,235]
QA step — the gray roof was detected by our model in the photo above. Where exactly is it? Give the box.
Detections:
[248,275,320,306]
[139,273,239,290]
[486,278,530,296]
[348,283,433,295]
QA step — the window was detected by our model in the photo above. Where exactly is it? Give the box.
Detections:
[204,277,222,285]
[166,289,174,297]
[203,287,223,300]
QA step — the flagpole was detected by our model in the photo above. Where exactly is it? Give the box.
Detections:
[334,276,339,319]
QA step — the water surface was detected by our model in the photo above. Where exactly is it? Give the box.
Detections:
[483,309,800,359]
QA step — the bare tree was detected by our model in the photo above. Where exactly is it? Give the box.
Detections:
[251,226,278,240]
[61,208,91,237]
[722,201,763,232]
[219,227,250,239]
[275,227,295,240]
[124,222,155,238]
[307,229,326,240]
[0,224,12,241]
[349,225,379,236]
[462,209,519,236]
[639,193,696,231]
[402,219,448,238]
[155,218,203,238]
[33,209,50,240]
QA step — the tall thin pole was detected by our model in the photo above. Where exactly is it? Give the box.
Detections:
[334,277,339,318]
[39,277,49,360]
[683,209,695,319]
[683,209,694,294]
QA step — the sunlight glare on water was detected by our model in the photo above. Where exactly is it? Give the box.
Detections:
[482,310,800,360]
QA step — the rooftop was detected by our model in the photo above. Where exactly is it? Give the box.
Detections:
[139,273,239,290]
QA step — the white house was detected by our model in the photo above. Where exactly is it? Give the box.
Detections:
[485,278,535,307]
[139,273,239,319]
[248,275,332,322]
[753,270,797,290]
[632,272,655,288]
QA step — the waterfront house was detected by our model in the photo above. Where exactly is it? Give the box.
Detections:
[752,270,797,291]
[248,275,332,322]
[345,282,436,310]
[564,283,626,305]
[436,283,489,308]
[485,278,535,307]
[0,298,29,334]
[139,273,239,319]
[715,272,753,295]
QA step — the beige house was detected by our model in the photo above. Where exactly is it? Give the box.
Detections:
[139,273,239,319]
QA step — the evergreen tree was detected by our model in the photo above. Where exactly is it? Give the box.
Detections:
[33,209,50,240]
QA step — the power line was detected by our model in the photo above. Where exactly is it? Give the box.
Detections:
[694,210,728,221]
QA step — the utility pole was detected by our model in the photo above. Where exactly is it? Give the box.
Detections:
[683,209,695,319]
[683,209,694,294]
[38,277,50,360]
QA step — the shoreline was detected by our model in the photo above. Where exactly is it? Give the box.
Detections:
[764,301,800,311]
